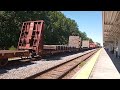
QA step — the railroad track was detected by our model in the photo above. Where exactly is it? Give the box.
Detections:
[25,49,99,79]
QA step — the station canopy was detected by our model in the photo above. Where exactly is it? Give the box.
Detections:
[103,11,120,45]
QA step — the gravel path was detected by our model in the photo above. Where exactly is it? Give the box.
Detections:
[0,49,96,79]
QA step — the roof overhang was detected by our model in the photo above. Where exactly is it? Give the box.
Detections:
[103,11,120,46]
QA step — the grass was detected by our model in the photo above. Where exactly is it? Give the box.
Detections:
[9,46,17,50]
[79,60,88,67]
[8,46,18,61]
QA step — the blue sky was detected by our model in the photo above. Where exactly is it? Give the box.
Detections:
[61,11,103,46]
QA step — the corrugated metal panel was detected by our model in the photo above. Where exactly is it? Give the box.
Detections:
[103,11,120,44]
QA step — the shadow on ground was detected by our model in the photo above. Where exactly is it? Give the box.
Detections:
[42,50,86,61]
[0,60,34,74]
[105,49,120,73]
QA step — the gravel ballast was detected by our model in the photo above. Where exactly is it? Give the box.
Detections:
[0,49,96,79]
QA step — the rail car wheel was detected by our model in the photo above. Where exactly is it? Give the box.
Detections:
[29,51,38,61]
[0,58,8,67]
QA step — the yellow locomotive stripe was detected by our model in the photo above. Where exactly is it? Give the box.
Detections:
[71,48,102,79]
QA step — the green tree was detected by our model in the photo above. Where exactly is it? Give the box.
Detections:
[0,11,94,49]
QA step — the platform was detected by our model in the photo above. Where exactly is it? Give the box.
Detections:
[72,48,120,79]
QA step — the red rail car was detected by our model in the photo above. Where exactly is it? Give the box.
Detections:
[0,20,45,66]
[89,43,95,49]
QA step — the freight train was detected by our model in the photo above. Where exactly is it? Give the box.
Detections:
[0,20,100,67]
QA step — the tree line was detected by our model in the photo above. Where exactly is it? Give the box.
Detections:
[0,11,93,49]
